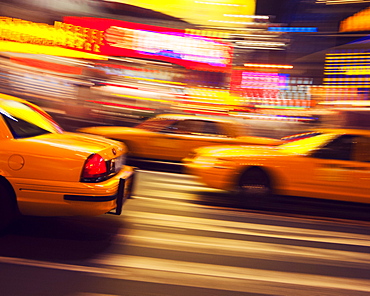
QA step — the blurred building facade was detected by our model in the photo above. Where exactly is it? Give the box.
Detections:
[1,0,370,126]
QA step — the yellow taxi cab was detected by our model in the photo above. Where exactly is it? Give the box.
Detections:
[0,93,135,230]
[77,114,280,162]
[183,129,370,204]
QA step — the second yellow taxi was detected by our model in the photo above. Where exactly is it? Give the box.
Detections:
[77,114,280,162]
[184,129,370,204]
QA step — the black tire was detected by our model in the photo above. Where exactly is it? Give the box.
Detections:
[237,168,272,200]
[0,180,18,232]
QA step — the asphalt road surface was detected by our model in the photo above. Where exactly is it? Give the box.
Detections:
[1,167,370,296]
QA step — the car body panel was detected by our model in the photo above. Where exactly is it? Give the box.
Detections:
[183,128,370,204]
[78,114,280,162]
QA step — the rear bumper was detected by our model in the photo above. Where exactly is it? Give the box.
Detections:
[64,170,135,215]
[13,166,135,216]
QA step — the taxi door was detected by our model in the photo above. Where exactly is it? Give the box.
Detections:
[348,135,370,202]
[147,119,234,161]
[305,134,370,202]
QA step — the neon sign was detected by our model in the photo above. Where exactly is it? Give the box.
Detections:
[230,70,288,99]
[61,17,232,71]
[0,17,80,46]
[0,16,232,71]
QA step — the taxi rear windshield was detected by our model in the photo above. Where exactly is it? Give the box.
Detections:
[0,99,63,138]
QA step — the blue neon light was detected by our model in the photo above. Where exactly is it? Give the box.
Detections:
[268,27,318,33]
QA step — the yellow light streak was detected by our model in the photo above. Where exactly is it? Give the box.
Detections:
[0,41,107,60]
[243,63,293,69]
[122,75,186,86]
[113,93,172,103]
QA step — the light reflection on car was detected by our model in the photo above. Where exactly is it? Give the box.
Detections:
[183,129,370,204]
[0,93,135,230]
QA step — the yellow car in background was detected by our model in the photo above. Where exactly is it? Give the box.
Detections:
[0,93,134,230]
[77,114,280,162]
[184,129,370,204]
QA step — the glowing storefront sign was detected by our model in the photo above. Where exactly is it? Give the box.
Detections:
[0,17,106,59]
[61,16,232,71]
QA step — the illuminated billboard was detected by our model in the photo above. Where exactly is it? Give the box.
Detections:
[107,0,256,28]
[230,70,288,99]
[0,16,232,71]
[0,17,106,59]
[61,16,233,72]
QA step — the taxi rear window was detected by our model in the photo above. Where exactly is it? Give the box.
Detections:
[0,99,63,138]
[2,114,51,138]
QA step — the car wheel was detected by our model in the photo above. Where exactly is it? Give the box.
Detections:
[238,167,272,200]
[0,180,18,232]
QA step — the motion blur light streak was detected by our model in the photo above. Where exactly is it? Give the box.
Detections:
[243,63,293,69]
[86,100,156,111]
[268,27,318,32]
[324,51,370,99]
[10,57,82,75]
[318,0,370,5]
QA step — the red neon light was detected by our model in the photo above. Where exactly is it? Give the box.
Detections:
[86,100,155,111]
[181,109,229,116]
[95,62,159,73]
[11,57,82,75]
[99,83,139,89]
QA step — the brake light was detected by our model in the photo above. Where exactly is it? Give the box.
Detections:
[81,154,107,182]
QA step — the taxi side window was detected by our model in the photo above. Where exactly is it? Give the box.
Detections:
[202,121,225,136]
[163,120,225,136]
[312,135,356,161]
[353,136,370,162]
[163,120,202,134]
[2,114,50,138]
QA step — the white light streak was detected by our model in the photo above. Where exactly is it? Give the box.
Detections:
[195,1,241,6]
[223,14,270,19]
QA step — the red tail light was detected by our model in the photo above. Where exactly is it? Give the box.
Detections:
[81,154,107,182]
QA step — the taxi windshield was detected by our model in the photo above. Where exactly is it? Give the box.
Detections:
[278,132,338,155]
[0,99,63,138]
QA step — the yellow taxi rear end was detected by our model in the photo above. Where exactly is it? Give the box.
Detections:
[0,94,135,227]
